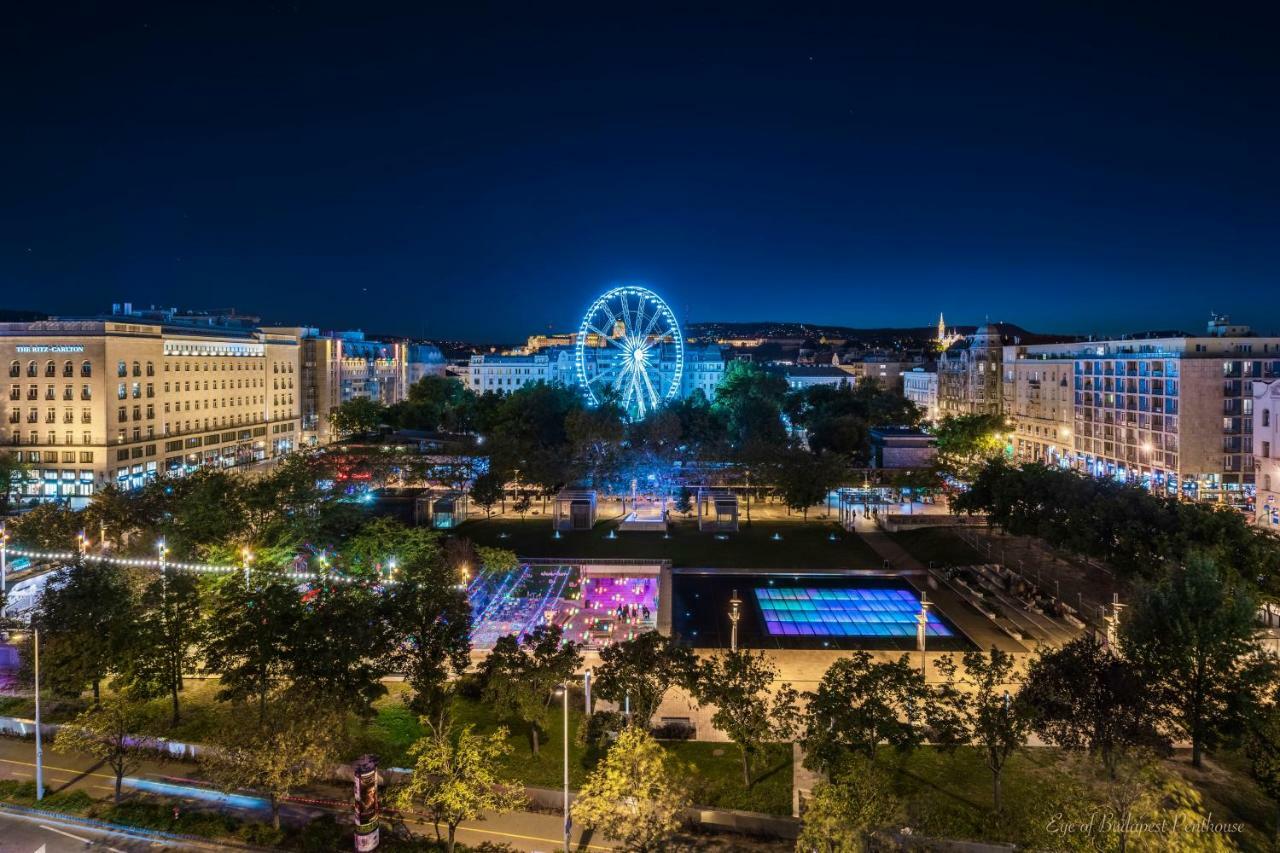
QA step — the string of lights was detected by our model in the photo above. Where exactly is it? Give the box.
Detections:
[3,546,385,584]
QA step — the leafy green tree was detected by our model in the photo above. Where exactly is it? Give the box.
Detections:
[469,470,504,518]
[572,727,688,853]
[201,574,303,723]
[11,502,81,551]
[387,375,473,432]
[341,516,439,578]
[712,361,789,449]
[396,719,525,853]
[940,647,1031,813]
[386,548,473,717]
[289,578,392,716]
[692,649,798,787]
[83,483,162,549]
[795,756,902,853]
[1121,554,1273,768]
[116,568,201,725]
[567,403,626,489]
[771,449,847,519]
[933,413,1009,479]
[329,396,386,438]
[1245,703,1280,846]
[784,380,923,462]
[593,632,696,728]
[55,696,157,803]
[482,625,582,755]
[160,468,249,556]
[1020,636,1167,779]
[202,694,344,830]
[801,651,951,773]
[0,451,30,514]
[475,545,518,575]
[35,559,133,704]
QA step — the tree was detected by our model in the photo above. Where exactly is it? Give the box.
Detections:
[202,694,343,830]
[55,696,157,803]
[1245,703,1280,846]
[940,647,1031,813]
[11,502,81,551]
[513,492,532,519]
[482,625,582,755]
[396,720,525,853]
[933,413,1009,479]
[342,516,439,578]
[771,449,847,519]
[712,361,789,449]
[567,403,626,489]
[201,574,302,724]
[116,568,202,725]
[1020,636,1167,779]
[0,451,30,514]
[593,632,696,729]
[692,649,797,786]
[572,727,688,853]
[385,548,472,718]
[801,652,951,773]
[1121,554,1273,768]
[35,559,133,703]
[469,470,504,518]
[794,757,902,853]
[288,578,392,716]
[329,396,385,438]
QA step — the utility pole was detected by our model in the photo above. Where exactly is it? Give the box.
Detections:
[1,523,8,620]
[562,680,570,853]
[917,592,931,676]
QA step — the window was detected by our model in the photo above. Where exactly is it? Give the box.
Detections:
[80,451,93,463]
[118,406,127,423]
[1266,409,1272,428]
[81,408,91,423]
[8,361,18,378]
[117,360,127,377]
[62,361,73,377]
[81,385,92,400]
[117,383,126,399]
[146,361,155,377]
[26,361,36,377]
[7,385,17,401]
[1264,441,1272,459]
[62,386,72,401]
[132,361,141,377]
[44,360,55,377]
[81,360,92,377]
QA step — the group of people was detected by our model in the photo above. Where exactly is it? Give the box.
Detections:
[614,603,651,622]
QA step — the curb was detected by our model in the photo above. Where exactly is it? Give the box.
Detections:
[0,800,279,851]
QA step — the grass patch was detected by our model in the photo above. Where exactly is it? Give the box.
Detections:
[0,779,94,813]
[360,687,794,815]
[454,516,880,569]
[890,527,986,568]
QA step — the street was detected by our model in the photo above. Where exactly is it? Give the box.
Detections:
[0,810,175,852]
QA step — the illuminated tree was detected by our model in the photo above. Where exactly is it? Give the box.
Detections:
[795,757,902,853]
[55,696,157,803]
[572,727,688,852]
[329,396,385,438]
[593,631,696,729]
[482,625,582,755]
[692,649,797,787]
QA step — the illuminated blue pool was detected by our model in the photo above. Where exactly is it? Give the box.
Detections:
[755,586,953,638]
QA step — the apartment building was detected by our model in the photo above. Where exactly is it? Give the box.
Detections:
[286,329,410,445]
[1253,379,1280,527]
[902,367,940,423]
[1,313,300,505]
[1005,318,1280,503]
[938,324,1005,417]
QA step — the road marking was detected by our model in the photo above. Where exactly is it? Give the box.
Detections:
[452,822,613,851]
[39,824,92,844]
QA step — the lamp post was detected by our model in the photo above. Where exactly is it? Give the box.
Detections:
[77,530,86,558]
[1,523,8,620]
[156,539,168,595]
[728,589,743,652]
[34,627,44,801]
[558,680,570,853]
[917,592,931,676]
[242,547,254,587]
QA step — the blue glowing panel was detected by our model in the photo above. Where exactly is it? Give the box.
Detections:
[753,587,953,638]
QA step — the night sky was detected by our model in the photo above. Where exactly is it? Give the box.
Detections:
[3,3,1277,342]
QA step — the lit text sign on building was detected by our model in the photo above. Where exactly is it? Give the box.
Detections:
[14,345,86,353]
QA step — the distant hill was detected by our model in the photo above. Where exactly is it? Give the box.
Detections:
[686,320,1070,346]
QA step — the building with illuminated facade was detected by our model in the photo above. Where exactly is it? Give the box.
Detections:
[937,323,1006,417]
[1252,379,1280,527]
[281,329,411,445]
[902,367,939,423]
[1004,317,1280,503]
[1,309,301,504]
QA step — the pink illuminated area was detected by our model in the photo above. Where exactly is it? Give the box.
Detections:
[561,575,658,648]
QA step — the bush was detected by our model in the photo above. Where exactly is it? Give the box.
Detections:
[454,671,486,700]
[651,720,696,741]
[298,814,347,852]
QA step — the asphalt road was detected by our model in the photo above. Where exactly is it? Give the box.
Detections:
[0,809,178,852]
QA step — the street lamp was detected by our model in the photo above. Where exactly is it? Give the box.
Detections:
[77,530,87,558]
[0,523,8,620]
[242,547,254,587]
[728,589,743,652]
[554,681,570,853]
[917,592,931,676]
[34,627,44,801]
[387,556,397,583]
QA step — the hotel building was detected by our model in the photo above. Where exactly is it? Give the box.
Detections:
[937,324,1006,417]
[1,310,301,504]
[1004,317,1280,503]
[1252,379,1280,527]
[902,367,940,423]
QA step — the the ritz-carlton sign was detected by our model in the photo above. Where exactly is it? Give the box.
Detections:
[14,344,86,353]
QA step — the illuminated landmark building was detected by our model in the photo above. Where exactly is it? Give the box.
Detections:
[0,305,301,503]
[937,323,1007,417]
[1004,316,1280,503]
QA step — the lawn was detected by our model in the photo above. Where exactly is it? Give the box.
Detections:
[889,527,986,568]
[878,746,1273,850]
[357,682,794,816]
[452,515,881,570]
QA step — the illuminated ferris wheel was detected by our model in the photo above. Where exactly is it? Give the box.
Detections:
[575,285,684,419]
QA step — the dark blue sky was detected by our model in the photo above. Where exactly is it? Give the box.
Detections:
[2,2,1277,341]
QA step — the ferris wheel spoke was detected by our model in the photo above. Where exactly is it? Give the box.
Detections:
[585,324,615,344]
[639,365,662,409]
[639,304,666,340]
